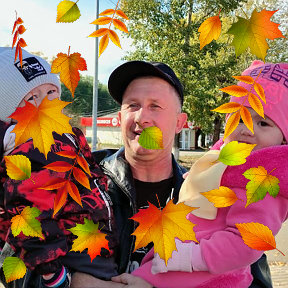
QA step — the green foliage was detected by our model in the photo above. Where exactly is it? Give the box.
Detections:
[61,75,119,117]
[121,0,286,142]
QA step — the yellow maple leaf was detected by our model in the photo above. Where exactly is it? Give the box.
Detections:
[9,97,73,159]
[227,9,285,60]
[243,166,279,207]
[11,206,44,239]
[201,186,239,207]
[4,155,31,181]
[131,200,198,264]
[51,48,87,98]
[56,0,81,23]
[3,257,26,283]
[198,15,221,50]
[68,218,110,262]
[219,141,256,166]
[236,222,285,255]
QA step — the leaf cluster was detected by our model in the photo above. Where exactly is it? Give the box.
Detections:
[89,8,129,57]
[213,74,266,139]
[199,141,282,253]
[12,15,27,67]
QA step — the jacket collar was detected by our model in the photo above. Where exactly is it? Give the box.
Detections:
[100,147,186,202]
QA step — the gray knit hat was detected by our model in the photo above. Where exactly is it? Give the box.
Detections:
[0,47,61,122]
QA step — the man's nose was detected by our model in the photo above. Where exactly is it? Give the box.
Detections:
[135,107,151,126]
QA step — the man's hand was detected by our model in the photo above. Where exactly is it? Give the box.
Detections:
[71,272,126,288]
[112,273,153,288]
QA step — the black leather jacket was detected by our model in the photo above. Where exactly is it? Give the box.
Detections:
[93,147,186,273]
[93,147,272,288]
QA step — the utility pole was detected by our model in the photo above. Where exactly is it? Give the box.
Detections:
[91,0,99,151]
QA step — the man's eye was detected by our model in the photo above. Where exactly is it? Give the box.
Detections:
[128,103,138,108]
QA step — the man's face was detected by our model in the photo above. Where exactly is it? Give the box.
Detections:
[18,84,60,107]
[119,77,187,161]
[224,107,284,151]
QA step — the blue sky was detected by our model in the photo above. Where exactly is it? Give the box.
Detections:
[0,0,133,84]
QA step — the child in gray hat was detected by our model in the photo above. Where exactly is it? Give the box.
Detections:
[0,48,117,288]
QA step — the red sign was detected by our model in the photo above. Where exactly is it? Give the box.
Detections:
[81,117,197,129]
[81,117,120,127]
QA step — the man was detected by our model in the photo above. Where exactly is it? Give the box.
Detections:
[71,61,272,288]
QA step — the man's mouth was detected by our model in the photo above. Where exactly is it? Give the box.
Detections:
[133,130,142,136]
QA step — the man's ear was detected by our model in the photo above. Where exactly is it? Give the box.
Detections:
[176,112,187,134]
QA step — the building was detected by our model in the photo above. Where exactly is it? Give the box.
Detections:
[80,112,198,150]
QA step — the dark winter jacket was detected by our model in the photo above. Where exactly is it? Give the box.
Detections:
[93,147,186,274]
[93,147,272,288]
[0,127,115,277]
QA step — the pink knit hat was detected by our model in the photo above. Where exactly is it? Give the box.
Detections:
[230,60,288,141]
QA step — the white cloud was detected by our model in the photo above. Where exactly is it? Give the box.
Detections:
[0,0,134,84]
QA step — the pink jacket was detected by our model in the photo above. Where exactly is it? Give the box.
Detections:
[133,144,288,288]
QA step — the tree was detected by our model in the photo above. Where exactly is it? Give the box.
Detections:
[121,0,285,143]
[61,75,119,117]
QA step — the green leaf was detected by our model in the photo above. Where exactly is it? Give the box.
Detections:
[3,257,27,283]
[11,206,44,239]
[56,0,81,23]
[138,126,164,150]
[243,166,280,207]
[218,141,256,166]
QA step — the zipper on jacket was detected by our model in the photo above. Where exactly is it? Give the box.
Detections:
[101,167,137,269]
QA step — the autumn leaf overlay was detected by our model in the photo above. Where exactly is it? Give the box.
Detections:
[131,200,198,264]
[12,14,27,67]
[199,9,285,60]
[212,71,265,139]
[89,4,129,57]
[199,141,282,254]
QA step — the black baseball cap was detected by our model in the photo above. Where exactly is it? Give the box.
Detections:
[108,61,184,105]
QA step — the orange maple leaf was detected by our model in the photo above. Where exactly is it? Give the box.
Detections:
[228,9,285,60]
[131,200,198,264]
[9,97,73,159]
[236,222,285,255]
[68,218,110,262]
[51,47,87,98]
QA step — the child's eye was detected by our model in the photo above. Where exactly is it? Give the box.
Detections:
[27,95,38,101]
[259,121,269,127]
[47,89,56,95]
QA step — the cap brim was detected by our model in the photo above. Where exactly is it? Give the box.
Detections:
[108,61,178,104]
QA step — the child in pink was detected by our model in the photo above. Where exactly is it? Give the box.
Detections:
[132,61,288,288]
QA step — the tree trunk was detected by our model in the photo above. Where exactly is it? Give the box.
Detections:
[201,132,206,147]
[213,117,222,145]
[195,128,201,149]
